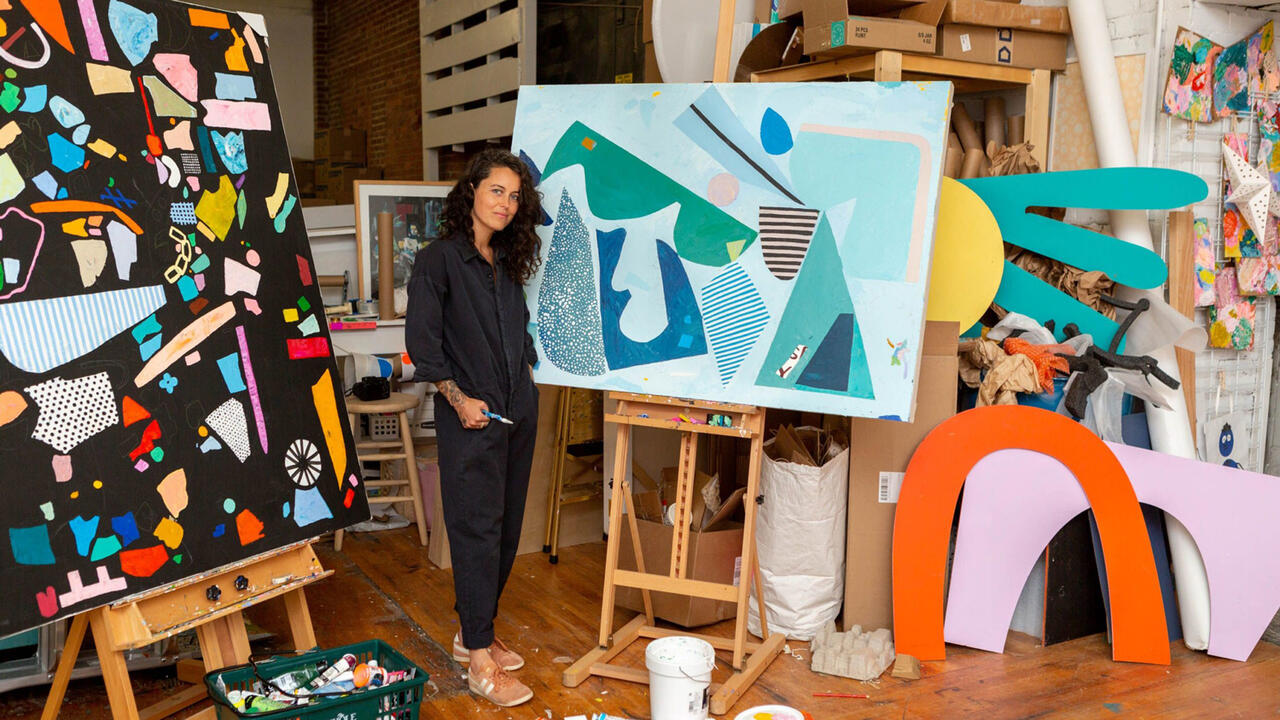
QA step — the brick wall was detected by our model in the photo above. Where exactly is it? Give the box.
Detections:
[313,0,423,181]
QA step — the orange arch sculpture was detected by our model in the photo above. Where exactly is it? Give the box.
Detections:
[891,405,1170,664]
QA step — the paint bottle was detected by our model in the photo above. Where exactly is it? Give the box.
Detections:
[302,653,358,693]
[227,689,293,714]
[267,662,325,694]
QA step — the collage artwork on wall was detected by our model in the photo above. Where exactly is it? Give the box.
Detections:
[513,82,953,420]
[0,0,368,636]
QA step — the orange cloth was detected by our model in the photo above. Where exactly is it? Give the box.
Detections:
[1002,336,1071,393]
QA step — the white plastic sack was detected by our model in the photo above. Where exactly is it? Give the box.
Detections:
[748,431,849,641]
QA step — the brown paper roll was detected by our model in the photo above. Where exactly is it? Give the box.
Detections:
[944,145,963,178]
[984,97,1006,149]
[948,132,962,153]
[960,148,986,179]
[953,103,982,151]
[1008,114,1026,145]
[377,210,395,321]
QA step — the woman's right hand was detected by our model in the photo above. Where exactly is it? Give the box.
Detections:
[456,396,491,430]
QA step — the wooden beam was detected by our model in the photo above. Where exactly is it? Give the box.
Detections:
[1167,210,1198,440]
[589,663,650,684]
[713,0,737,83]
[422,57,520,112]
[423,101,518,149]
[875,50,903,81]
[139,684,207,720]
[421,0,503,37]
[41,613,89,720]
[420,8,520,74]
[612,569,740,602]
[564,615,646,687]
[1025,68,1052,169]
[709,631,786,716]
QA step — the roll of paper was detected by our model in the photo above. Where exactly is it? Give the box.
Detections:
[984,97,1006,149]
[952,103,982,151]
[1008,114,1026,145]
[944,145,963,178]
[960,148,986,179]
[377,210,395,321]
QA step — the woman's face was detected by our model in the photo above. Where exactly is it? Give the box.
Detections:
[471,166,522,236]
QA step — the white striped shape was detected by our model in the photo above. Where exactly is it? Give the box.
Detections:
[0,285,167,373]
[759,206,819,281]
[700,263,770,387]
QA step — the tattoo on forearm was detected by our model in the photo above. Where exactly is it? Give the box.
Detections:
[436,379,466,408]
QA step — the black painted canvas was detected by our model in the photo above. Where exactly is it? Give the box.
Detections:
[0,0,367,636]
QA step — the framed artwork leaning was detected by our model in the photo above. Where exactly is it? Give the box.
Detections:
[354,180,451,311]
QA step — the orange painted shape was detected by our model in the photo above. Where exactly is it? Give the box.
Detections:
[30,200,143,234]
[119,544,168,577]
[121,395,150,427]
[18,0,72,52]
[0,390,27,426]
[891,405,1169,665]
[235,508,264,546]
[189,7,230,28]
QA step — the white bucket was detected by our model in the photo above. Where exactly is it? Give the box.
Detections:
[645,636,715,720]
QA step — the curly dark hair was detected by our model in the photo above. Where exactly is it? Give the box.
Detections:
[440,148,544,284]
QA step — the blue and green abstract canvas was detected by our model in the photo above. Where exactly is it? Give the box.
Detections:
[513,82,952,420]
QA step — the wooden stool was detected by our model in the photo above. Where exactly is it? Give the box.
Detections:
[335,392,428,550]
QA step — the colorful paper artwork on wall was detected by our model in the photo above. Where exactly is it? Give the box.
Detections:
[1201,412,1251,470]
[1163,27,1222,123]
[1193,217,1216,306]
[512,83,952,419]
[1248,21,1280,99]
[1222,132,1256,259]
[1214,34,1250,116]
[0,0,368,636]
[1210,266,1256,350]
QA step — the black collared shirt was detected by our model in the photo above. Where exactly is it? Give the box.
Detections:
[405,232,536,412]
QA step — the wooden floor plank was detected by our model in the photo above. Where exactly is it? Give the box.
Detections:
[9,527,1280,719]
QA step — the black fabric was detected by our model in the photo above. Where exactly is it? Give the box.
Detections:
[434,381,538,649]
[405,231,540,649]
[405,232,537,416]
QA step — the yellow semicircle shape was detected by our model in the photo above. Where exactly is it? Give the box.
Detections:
[926,177,1004,331]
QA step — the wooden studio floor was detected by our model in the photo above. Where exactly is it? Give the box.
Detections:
[8,528,1280,719]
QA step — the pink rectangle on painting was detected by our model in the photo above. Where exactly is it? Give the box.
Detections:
[200,100,271,130]
[287,337,330,359]
[1193,217,1216,306]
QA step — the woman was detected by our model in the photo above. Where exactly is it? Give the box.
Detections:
[406,149,542,708]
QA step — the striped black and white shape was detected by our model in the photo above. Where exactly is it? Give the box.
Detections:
[758,206,820,281]
[700,263,770,387]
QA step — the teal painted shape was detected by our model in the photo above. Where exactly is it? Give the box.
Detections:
[69,515,99,557]
[790,128,922,280]
[797,313,854,391]
[90,535,123,562]
[755,215,874,399]
[542,121,756,266]
[962,168,1210,350]
[9,525,55,565]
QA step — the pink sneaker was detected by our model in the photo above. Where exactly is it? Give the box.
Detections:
[452,633,525,671]
[467,663,533,707]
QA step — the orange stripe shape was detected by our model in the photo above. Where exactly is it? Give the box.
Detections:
[19,0,73,52]
[891,405,1169,665]
[188,8,230,28]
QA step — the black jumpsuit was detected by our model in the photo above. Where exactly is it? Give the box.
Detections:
[405,231,539,650]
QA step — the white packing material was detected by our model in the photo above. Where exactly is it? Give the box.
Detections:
[749,430,849,641]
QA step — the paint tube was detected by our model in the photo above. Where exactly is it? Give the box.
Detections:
[310,670,356,695]
[227,690,293,714]
[267,663,324,694]
[354,662,411,688]
[303,653,358,692]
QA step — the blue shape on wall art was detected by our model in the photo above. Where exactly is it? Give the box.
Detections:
[701,263,769,387]
[537,190,607,375]
[760,107,793,155]
[598,229,706,370]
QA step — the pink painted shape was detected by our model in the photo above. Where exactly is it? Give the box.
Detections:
[184,351,200,365]
[235,325,268,453]
[52,454,72,482]
[243,298,261,315]
[77,0,108,61]
[152,53,199,101]
[134,458,148,472]
[224,257,259,296]
[36,586,58,617]
[200,100,270,131]
[186,176,200,192]
[0,207,46,300]
[946,444,1280,662]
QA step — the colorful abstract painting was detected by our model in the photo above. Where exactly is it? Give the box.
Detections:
[513,83,952,419]
[1194,217,1216,306]
[1214,35,1250,117]
[1163,27,1222,123]
[1248,21,1279,99]
[0,0,367,636]
[1223,132,1256,258]
[1209,265,1256,350]
[1236,256,1280,295]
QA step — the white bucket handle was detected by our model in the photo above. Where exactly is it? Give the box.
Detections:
[676,653,717,683]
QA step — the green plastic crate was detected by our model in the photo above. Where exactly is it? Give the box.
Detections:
[204,640,428,720]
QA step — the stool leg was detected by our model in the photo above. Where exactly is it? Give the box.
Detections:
[399,411,428,546]
[336,411,359,551]
[334,529,344,551]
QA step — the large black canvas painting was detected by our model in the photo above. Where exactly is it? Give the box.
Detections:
[0,0,368,636]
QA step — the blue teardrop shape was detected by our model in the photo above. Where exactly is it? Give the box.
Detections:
[760,107,793,155]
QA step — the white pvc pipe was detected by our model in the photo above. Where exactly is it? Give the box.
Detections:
[1068,0,1211,651]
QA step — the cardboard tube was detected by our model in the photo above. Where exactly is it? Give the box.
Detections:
[984,97,1007,149]
[1008,114,1026,145]
[944,145,963,178]
[952,103,982,151]
[377,210,395,321]
[960,148,985,179]
[1068,0,1207,652]
[948,132,963,153]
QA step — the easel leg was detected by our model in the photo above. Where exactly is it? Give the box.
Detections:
[284,587,318,651]
[597,422,631,648]
[549,388,572,561]
[89,609,140,720]
[42,613,89,720]
[542,387,565,553]
[621,483,654,624]
[196,610,252,672]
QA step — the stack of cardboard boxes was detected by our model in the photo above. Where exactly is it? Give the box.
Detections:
[765,0,1070,72]
[311,127,382,205]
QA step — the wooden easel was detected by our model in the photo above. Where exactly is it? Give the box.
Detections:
[542,387,603,564]
[562,393,785,716]
[42,541,330,720]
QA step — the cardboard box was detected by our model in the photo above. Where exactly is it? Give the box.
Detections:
[936,24,1067,70]
[777,0,804,19]
[616,519,744,627]
[643,0,654,43]
[616,488,746,627]
[644,41,662,82]
[843,321,959,633]
[902,0,1071,34]
[805,14,935,57]
[315,127,368,165]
